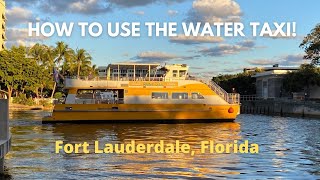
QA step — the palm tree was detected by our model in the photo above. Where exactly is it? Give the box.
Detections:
[41,46,56,98]
[61,49,76,76]
[42,45,56,69]
[28,44,57,98]
[74,49,92,78]
[50,42,73,98]
[29,43,46,65]
[90,64,99,76]
[54,41,73,73]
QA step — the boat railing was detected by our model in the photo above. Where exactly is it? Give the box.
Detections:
[228,93,240,104]
[207,81,240,104]
[208,81,228,101]
[66,76,166,81]
[240,95,261,101]
[54,98,125,105]
[63,98,125,105]
[66,76,199,82]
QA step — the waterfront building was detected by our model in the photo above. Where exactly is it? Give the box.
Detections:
[0,0,5,51]
[252,66,320,99]
[253,66,299,99]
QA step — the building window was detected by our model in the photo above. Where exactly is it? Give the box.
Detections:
[172,92,188,99]
[152,92,168,99]
[191,92,204,99]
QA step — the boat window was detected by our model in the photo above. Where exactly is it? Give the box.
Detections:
[76,90,94,99]
[152,92,168,99]
[179,70,186,77]
[172,92,188,99]
[173,70,178,77]
[191,92,205,99]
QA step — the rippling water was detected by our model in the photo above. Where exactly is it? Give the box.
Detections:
[2,111,320,179]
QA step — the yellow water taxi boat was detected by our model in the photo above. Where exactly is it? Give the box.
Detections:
[43,63,240,122]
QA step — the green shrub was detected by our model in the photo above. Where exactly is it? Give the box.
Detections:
[26,97,35,106]
[39,99,51,107]
[12,94,35,106]
[54,92,64,99]
[12,94,27,104]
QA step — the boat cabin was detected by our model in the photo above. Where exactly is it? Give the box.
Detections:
[98,63,189,81]
[63,63,202,105]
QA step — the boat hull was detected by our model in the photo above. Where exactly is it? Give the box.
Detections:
[43,104,240,123]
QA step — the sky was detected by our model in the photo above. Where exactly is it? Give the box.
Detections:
[4,0,320,78]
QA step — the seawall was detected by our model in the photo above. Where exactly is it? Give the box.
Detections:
[241,100,320,119]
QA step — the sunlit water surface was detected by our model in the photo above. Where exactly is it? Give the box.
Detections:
[2,111,320,179]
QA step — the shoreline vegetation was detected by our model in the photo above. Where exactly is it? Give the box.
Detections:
[9,103,53,111]
[0,41,97,108]
[213,64,320,98]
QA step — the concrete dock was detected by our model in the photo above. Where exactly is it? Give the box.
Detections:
[0,99,11,174]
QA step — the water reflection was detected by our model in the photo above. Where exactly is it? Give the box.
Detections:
[51,122,242,178]
[3,111,320,179]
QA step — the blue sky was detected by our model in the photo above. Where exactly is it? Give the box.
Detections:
[5,0,320,78]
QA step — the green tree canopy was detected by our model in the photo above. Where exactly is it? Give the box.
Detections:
[0,46,31,100]
[283,64,320,93]
[0,42,97,100]
[300,24,320,65]
[76,49,92,77]
[212,71,256,95]
[54,41,74,74]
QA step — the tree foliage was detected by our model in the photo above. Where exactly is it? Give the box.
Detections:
[0,42,96,100]
[300,24,320,65]
[283,64,320,93]
[0,46,28,101]
[212,71,256,95]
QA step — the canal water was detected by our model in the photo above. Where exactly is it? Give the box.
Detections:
[2,111,320,179]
